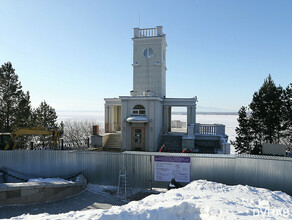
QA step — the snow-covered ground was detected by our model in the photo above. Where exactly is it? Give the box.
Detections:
[11,180,292,220]
[28,178,72,183]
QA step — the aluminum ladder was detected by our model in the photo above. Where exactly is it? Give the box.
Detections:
[117,166,131,199]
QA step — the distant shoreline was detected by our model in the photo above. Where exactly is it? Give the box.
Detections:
[56,110,238,116]
[173,112,238,116]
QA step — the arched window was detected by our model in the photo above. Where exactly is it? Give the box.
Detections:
[132,105,146,115]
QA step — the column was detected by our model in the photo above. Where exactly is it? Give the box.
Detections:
[121,102,128,151]
[157,26,163,36]
[187,106,191,126]
[168,106,172,132]
[191,106,196,125]
[187,106,196,137]
[109,106,113,132]
[117,106,121,131]
[113,106,117,131]
[105,105,109,133]
[163,106,169,134]
[134,28,139,38]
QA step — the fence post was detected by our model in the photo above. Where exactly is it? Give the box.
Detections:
[150,155,152,190]
[87,137,90,148]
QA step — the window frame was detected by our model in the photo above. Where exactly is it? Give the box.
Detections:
[132,105,146,116]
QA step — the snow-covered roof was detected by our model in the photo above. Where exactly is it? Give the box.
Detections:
[127,116,149,123]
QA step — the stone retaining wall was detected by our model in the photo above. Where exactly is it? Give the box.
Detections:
[0,182,84,206]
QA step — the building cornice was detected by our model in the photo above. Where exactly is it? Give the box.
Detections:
[119,96,163,101]
[163,97,197,106]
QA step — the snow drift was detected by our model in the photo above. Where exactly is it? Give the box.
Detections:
[11,180,292,219]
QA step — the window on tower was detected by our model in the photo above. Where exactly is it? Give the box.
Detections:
[132,105,146,115]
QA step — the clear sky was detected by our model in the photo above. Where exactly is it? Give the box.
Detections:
[0,0,291,112]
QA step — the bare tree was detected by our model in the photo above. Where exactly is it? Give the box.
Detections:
[63,121,99,149]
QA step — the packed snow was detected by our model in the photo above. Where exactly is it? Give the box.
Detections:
[11,180,292,219]
[28,178,72,183]
[86,184,118,195]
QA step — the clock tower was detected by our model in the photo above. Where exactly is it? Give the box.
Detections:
[101,25,228,154]
[132,26,167,97]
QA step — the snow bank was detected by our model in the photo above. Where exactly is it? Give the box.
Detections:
[11,180,292,219]
[28,178,72,183]
[86,184,148,196]
[87,184,117,194]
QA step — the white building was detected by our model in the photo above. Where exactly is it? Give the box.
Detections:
[171,120,187,129]
[97,26,230,154]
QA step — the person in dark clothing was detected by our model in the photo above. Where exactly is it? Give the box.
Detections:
[159,144,169,152]
[167,178,182,190]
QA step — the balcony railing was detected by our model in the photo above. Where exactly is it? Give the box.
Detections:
[134,26,163,38]
[195,123,225,136]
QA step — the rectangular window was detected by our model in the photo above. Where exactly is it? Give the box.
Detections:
[132,110,146,115]
[134,129,142,143]
[135,129,142,133]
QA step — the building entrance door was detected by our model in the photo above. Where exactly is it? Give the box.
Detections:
[131,127,145,151]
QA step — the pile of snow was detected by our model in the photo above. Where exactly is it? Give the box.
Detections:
[87,184,149,197]
[12,180,292,219]
[28,178,72,183]
[87,184,117,194]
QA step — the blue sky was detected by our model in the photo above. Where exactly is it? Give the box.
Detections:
[0,0,291,112]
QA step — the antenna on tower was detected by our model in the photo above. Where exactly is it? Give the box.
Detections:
[139,11,140,28]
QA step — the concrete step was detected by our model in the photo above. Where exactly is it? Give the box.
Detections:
[106,143,120,145]
[105,143,121,147]
[104,133,121,151]
[106,141,121,145]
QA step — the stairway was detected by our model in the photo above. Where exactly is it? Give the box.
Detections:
[158,134,183,152]
[103,133,121,151]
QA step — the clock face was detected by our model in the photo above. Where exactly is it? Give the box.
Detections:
[143,48,153,58]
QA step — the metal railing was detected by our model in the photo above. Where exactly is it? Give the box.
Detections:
[134,26,163,38]
[195,123,225,135]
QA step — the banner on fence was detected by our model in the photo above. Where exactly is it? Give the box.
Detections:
[154,156,190,182]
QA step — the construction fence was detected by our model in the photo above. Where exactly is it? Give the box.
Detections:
[0,150,291,195]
